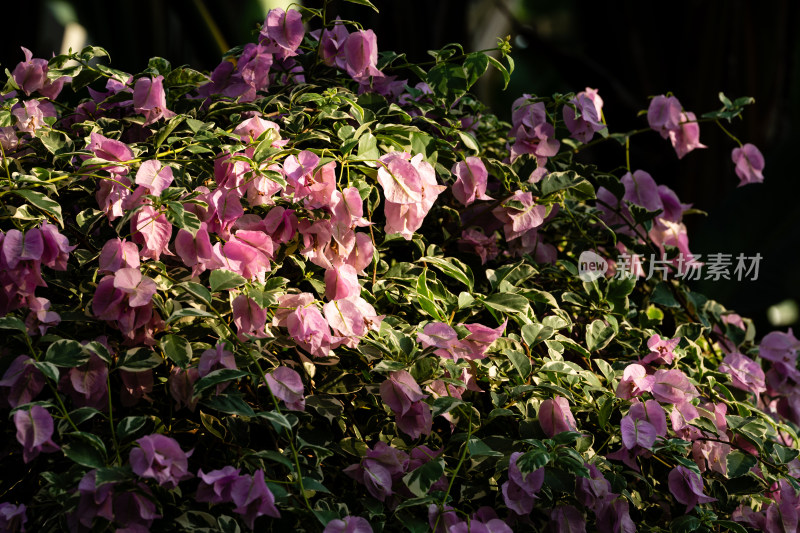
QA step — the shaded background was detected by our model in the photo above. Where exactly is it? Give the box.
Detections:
[3,0,798,335]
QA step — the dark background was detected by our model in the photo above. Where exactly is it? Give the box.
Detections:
[3,0,798,335]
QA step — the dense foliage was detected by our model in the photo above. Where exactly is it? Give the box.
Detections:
[0,2,792,532]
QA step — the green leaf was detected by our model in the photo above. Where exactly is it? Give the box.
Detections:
[483,293,529,313]
[200,411,226,439]
[607,274,636,300]
[252,449,294,468]
[343,0,379,12]
[82,341,112,363]
[32,361,60,382]
[118,347,163,371]
[598,395,615,428]
[713,520,749,533]
[95,63,131,84]
[585,319,614,352]
[456,131,480,153]
[154,116,184,148]
[179,281,213,307]
[35,129,72,154]
[11,189,64,226]
[303,477,331,494]
[427,63,468,98]
[70,68,102,92]
[651,282,681,308]
[166,201,202,235]
[506,349,531,379]
[521,323,554,347]
[194,369,248,395]
[419,256,474,292]
[403,458,445,497]
[457,291,475,309]
[773,443,800,464]
[166,307,215,324]
[305,395,344,423]
[202,394,256,417]
[355,132,380,161]
[395,495,439,512]
[467,437,503,457]
[726,450,757,478]
[596,174,625,199]
[261,169,287,188]
[159,334,192,368]
[257,411,294,432]
[416,269,445,321]
[209,269,247,292]
[116,416,150,442]
[540,171,580,196]
[165,67,208,87]
[486,55,510,89]
[431,396,464,418]
[68,407,102,425]
[463,52,489,89]
[594,359,616,383]
[63,439,106,468]
[317,372,363,395]
[45,339,88,367]
[517,449,550,473]
[95,466,132,486]
[671,515,701,533]
[79,45,110,61]
[0,316,27,332]
[539,361,582,375]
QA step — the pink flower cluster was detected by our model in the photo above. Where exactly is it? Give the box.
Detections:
[198,9,305,102]
[417,319,506,361]
[92,265,163,345]
[197,466,280,528]
[317,19,408,98]
[0,47,69,142]
[502,451,545,515]
[271,291,382,358]
[508,95,560,177]
[563,87,606,143]
[0,224,74,334]
[597,169,696,275]
[734,479,800,532]
[376,151,446,240]
[576,462,635,532]
[380,370,432,439]
[647,95,706,159]
[429,505,513,533]
[344,442,446,503]
[68,469,160,531]
[647,94,765,186]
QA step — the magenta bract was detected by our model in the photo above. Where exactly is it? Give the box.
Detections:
[130,434,193,488]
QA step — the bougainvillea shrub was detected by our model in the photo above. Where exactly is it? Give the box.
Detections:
[0,1,792,531]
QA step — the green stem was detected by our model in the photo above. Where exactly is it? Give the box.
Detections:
[22,333,79,432]
[0,138,11,181]
[106,372,122,464]
[192,0,230,55]
[178,283,315,513]
[625,136,631,172]
[434,409,474,531]
[715,119,742,146]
